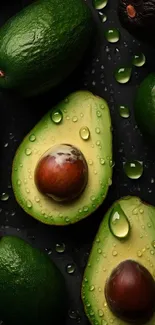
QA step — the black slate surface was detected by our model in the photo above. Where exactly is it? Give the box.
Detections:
[1,0,155,324]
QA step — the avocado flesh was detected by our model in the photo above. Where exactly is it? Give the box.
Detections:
[82,196,155,325]
[0,235,66,325]
[0,0,93,96]
[12,91,113,225]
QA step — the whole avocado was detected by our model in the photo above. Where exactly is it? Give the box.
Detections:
[0,0,94,96]
[0,235,67,325]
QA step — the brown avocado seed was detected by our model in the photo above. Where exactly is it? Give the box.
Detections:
[105,260,155,324]
[127,5,136,18]
[35,144,88,202]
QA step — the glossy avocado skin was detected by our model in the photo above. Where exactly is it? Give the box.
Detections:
[0,236,67,325]
[0,0,93,96]
[118,0,155,44]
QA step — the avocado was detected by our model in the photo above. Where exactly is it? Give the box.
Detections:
[0,235,67,325]
[12,91,113,225]
[82,196,155,325]
[0,0,93,97]
[118,0,155,44]
[134,73,155,138]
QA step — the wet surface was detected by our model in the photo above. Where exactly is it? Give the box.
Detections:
[1,0,155,324]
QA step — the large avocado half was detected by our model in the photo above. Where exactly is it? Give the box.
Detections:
[0,0,94,96]
[118,0,155,44]
[82,196,155,325]
[12,91,113,226]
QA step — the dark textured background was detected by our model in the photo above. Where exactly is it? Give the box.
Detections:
[1,0,155,324]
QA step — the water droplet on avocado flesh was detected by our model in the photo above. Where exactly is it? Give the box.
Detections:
[82,196,155,325]
[12,91,112,225]
[109,204,130,239]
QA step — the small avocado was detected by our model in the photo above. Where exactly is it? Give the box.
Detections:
[118,0,155,44]
[134,73,155,138]
[12,91,113,225]
[82,196,155,325]
[0,0,93,96]
[0,235,67,325]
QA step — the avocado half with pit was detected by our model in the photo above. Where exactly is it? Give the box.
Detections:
[12,91,113,226]
[118,0,155,44]
[82,196,155,325]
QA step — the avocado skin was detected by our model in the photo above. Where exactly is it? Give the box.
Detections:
[0,235,67,325]
[134,73,155,138]
[0,0,93,96]
[118,0,155,44]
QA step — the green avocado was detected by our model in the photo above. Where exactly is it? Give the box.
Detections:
[12,91,113,226]
[0,0,93,97]
[0,235,67,325]
[134,73,155,138]
[82,196,155,325]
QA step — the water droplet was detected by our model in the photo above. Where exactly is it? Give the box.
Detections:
[96,110,102,117]
[150,250,154,255]
[115,67,132,84]
[26,200,32,208]
[139,208,144,214]
[132,53,146,67]
[0,193,9,201]
[79,126,90,140]
[98,309,104,317]
[88,159,93,165]
[66,263,76,274]
[25,148,32,156]
[152,240,155,249]
[112,250,118,256]
[17,180,21,186]
[98,248,102,254]
[83,206,89,212]
[119,105,130,118]
[91,195,96,202]
[123,160,143,179]
[35,196,40,203]
[105,28,120,43]
[99,12,107,22]
[93,0,108,9]
[100,158,105,165]
[101,320,108,325]
[137,250,142,257]
[96,140,101,146]
[65,217,70,223]
[95,127,100,134]
[29,134,36,142]
[89,285,95,291]
[72,116,78,122]
[68,309,79,320]
[26,188,30,194]
[55,243,65,253]
[51,110,63,124]
[109,204,130,239]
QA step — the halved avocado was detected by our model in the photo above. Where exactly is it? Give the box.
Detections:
[118,0,155,44]
[82,196,155,325]
[12,91,113,226]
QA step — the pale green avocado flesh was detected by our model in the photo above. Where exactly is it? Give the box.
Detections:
[12,91,113,225]
[82,196,155,325]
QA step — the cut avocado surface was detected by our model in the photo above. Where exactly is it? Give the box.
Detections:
[82,196,155,325]
[12,91,113,225]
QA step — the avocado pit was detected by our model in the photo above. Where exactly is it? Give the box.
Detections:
[126,5,136,18]
[105,259,155,323]
[35,144,88,202]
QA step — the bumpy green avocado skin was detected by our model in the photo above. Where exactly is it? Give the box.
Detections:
[134,73,155,138]
[0,236,67,325]
[0,0,93,96]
